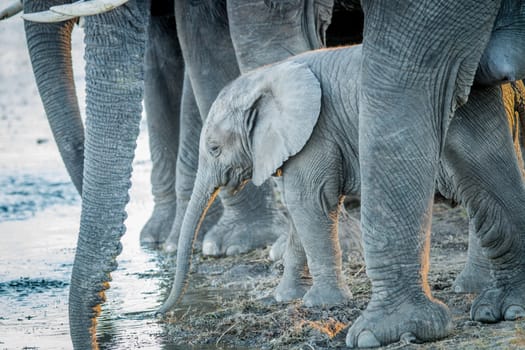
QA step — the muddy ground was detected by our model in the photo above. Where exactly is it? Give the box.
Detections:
[162,203,525,350]
[1,12,524,350]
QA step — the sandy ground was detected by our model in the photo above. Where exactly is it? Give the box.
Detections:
[1,11,525,350]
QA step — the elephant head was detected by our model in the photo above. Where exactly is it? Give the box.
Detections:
[22,0,149,348]
[158,61,322,313]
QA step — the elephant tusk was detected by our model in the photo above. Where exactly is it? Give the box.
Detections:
[0,0,23,21]
[50,0,129,17]
[22,10,76,23]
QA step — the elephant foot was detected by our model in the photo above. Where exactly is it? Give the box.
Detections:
[274,275,312,302]
[453,261,492,294]
[140,200,177,247]
[346,294,452,348]
[471,279,525,323]
[302,283,351,307]
[202,201,288,257]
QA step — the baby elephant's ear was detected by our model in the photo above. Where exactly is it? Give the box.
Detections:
[248,61,322,186]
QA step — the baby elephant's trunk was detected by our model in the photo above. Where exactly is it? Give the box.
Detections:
[158,177,220,314]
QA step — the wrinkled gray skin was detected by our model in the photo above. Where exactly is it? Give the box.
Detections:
[353,0,525,347]
[160,0,335,256]
[22,0,333,347]
[143,1,361,255]
[139,6,183,245]
[24,0,149,348]
[20,0,525,348]
[452,0,525,294]
[164,43,525,346]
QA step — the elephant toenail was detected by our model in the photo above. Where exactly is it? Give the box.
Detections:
[400,332,417,344]
[453,284,464,294]
[225,245,244,256]
[473,305,497,323]
[357,330,381,348]
[504,305,525,321]
[163,242,177,254]
[202,241,221,256]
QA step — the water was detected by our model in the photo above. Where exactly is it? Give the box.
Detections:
[0,140,234,349]
[0,169,234,349]
[0,173,79,222]
[0,167,164,349]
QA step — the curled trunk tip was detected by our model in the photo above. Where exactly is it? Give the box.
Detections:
[157,186,221,315]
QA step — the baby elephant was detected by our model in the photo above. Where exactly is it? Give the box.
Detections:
[160,45,525,347]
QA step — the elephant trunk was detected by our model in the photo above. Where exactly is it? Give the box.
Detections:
[67,1,149,348]
[24,0,85,194]
[158,173,220,314]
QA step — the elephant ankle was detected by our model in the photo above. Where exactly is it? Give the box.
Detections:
[453,261,492,293]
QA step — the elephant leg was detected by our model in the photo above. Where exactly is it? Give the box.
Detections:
[174,0,286,256]
[441,86,512,294]
[140,11,183,246]
[163,73,222,253]
[347,2,501,348]
[441,86,525,323]
[280,152,351,307]
[452,222,492,293]
[274,221,312,302]
[270,194,363,262]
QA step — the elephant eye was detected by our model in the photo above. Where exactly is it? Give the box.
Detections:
[208,143,221,157]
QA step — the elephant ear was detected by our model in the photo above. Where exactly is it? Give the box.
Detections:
[245,61,322,186]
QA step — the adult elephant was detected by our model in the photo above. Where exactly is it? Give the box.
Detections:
[349,0,525,348]
[21,0,334,347]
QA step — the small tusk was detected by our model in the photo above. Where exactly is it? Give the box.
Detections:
[22,10,76,23]
[0,0,23,21]
[50,0,129,17]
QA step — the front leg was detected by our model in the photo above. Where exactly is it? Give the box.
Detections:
[274,221,312,302]
[140,11,182,246]
[348,1,500,347]
[451,82,525,294]
[163,73,223,253]
[282,148,351,307]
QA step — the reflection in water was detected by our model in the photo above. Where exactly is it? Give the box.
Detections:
[0,125,250,350]
[0,170,243,349]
